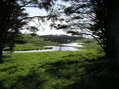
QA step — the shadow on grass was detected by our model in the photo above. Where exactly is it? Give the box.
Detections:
[0,80,7,89]
[1,54,118,89]
[39,56,119,89]
[41,60,82,78]
[38,56,96,89]
[10,70,47,89]
[2,55,12,63]
[63,57,119,89]
[0,66,47,89]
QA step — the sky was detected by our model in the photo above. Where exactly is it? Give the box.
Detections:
[25,0,71,17]
[24,7,66,35]
[22,0,72,36]
[22,0,92,37]
[25,8,48,17]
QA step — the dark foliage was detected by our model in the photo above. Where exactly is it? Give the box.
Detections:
[0,0,27,61]
[40,35,83,43]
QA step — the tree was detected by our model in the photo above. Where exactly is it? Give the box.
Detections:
[89,0,119,67]
[0,0,27,62]
[26,26,39,36]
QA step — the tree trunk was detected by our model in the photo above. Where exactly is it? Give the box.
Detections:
[111,17,119,67]
[0,47,3,63]
[105,0,119,67]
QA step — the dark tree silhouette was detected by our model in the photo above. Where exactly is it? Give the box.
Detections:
[90,0,119,67]
[26,26,39,36]
[0,0,27,62]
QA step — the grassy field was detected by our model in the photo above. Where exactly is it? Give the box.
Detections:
[0,37,106,89]
[14,41,57,51]
[75,38,103,53]
[14,38,102,51]
[14,43,43,51]
[13,34,57,51]
[0,49,104,89]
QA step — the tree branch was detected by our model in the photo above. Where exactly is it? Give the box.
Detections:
[67,31,104,50]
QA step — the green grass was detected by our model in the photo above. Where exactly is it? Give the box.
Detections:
[14,43,43,51]
[5,50,102,67]
[14,41,57,51]
[75,38,104,54]
[12,34,58,51]
[1,38,105,89]
[1,37,106,89]
[0,50,104,89]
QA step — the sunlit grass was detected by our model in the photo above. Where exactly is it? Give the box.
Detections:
[0,50,104,89]
[0,38,105,89]
[14,43,42,51]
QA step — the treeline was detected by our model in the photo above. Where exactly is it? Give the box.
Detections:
[40,35,83,44]
[4,33,58,51]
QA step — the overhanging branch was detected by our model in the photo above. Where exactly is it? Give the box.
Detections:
[67,31,104,50]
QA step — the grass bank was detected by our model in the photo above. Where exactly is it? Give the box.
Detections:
[0,50,104,89]
[76,38,104,53]
[1,38,106,89]
[13,34,57,51]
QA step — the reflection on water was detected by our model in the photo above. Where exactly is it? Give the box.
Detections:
[61,43,83,47]
[14,43,83,53]
[45,46,79,51]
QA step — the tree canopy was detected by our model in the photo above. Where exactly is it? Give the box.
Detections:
[0,0,27,61]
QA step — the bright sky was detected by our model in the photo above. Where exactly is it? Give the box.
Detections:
[24,7,66,35]
[22,16,68,35]
[23,0,91,38]
[22,0,72,36]
[25,0,71,17]
[25,8,48,17]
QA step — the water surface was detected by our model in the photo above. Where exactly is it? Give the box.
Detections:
[14,43,83,53]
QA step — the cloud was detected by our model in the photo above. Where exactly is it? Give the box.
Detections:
[25,7,48,17]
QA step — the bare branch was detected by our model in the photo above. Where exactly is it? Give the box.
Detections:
[67,31,104,50]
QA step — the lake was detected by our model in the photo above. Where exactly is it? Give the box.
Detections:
[14,43,83,53]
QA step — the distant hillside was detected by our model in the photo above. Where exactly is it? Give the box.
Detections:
[40,35,83,43]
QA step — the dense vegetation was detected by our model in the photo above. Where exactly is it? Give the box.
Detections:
[0,38,105,89]
[75,38,103,53]
[1,51,103,89]
[0,0,27,61]
[40,35,83,43]
[4,34,57,51]
[4,34,84,51]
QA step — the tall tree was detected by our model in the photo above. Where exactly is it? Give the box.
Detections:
[0,0,27,62]
[90,0,119,67]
